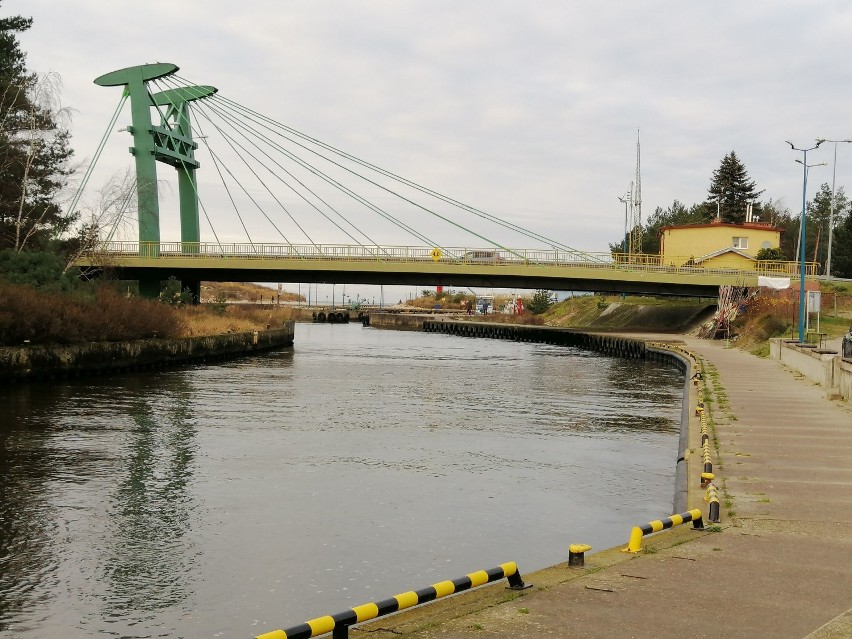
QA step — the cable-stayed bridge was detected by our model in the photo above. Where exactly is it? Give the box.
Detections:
[73,63,813,299]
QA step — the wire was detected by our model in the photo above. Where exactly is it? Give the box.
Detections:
[211,90,598,259]
[198,94,444,252]
[65,92,128,219]
[209,93,502,258]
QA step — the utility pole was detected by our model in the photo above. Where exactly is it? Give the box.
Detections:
[630,131,642,255]
[816,138,852,277]
[618,191,631,255]
[787,140,824,343]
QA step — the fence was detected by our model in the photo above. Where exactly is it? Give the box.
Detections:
[624,509,705,553]
[256,562,531,639]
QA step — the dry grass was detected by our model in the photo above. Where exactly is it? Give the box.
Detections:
[458,313,545,325]
[0,282,185,345]
[178,304,297,337]
[0,282,301,346]
[200,281,304,303]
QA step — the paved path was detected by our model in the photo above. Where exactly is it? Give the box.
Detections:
[359,338,852,639]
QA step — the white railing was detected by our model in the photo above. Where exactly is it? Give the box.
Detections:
[90,242,819,277]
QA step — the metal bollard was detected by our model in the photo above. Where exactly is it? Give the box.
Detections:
[568,544,592,567]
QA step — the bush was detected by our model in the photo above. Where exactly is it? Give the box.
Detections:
[210,292,228,316]
[527,289,553,314]
[0,249,81,291]
[0,282,185,345]
[158,276,194,306]
[756,247,786,261]
[730,292,794,346]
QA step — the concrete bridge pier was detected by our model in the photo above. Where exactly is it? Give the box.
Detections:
[138,277,161,299]
[182,279,201,303]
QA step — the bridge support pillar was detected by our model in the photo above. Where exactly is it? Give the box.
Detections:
[138,277,161,299]
[182,279,201,304]
[94,64,217,260]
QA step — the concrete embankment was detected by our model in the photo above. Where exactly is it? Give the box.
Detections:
[771,338,852,401]
[259,323,852,639]
[366,300,715,334]
[0,321,295,382]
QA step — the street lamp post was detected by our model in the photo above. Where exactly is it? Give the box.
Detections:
[816,138,852,277]
[793,159,827,261]
[716,190,726,222]
[617,192,630,255]
[787,140,824,343]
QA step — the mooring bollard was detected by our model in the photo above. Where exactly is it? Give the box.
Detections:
[568,544,592,567]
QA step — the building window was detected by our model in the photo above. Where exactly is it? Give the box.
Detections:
[732,236,748,249]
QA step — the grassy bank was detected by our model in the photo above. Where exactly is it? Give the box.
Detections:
[0,281,298,346]
[731,282,852,355]
[541,295,715,332]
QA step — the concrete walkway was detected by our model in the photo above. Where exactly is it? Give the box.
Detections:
[358,338,852,639]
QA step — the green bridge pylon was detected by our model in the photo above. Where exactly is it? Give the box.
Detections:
[94,63,216,298]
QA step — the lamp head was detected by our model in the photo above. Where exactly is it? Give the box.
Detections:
[785,140,795,149]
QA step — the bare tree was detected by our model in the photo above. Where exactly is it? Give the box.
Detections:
[0,70,75,252]
[63,168,138,274]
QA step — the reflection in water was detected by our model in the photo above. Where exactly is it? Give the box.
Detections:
[0,326,682,638]
[0,416,60,633]
[98,386,198,633]
[0,374,202,637]
[0,382,111,633]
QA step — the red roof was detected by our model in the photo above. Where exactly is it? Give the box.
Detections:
[659,221,783,233]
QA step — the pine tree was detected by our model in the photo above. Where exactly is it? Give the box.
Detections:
[527,289,553,314]
[831,209,852,278]
[706,151,765,224]
[0,2,74,252]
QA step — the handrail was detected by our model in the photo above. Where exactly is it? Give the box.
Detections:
[705,483,721,523]
[623,509,704,553]
[255,561,531,639]
[82,242,821,277]
[696,399,714,487]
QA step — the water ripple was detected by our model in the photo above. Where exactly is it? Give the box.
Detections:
[0,323,682,638]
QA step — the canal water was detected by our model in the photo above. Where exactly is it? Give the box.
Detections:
[0,323,684,639]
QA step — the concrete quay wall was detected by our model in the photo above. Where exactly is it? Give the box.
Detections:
[770,338,852,400]
[367,312,435,330]
[0,322,295,382]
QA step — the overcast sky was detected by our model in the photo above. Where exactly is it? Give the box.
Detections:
[12,1,852,299]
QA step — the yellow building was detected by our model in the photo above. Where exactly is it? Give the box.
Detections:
[660,221,782,269]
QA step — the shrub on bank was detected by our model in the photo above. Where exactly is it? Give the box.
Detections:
[0,282,185,345]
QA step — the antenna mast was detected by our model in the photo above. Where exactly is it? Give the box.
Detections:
[631,130,642,255]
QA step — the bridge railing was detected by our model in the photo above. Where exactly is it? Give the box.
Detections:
[90,242,819,277]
